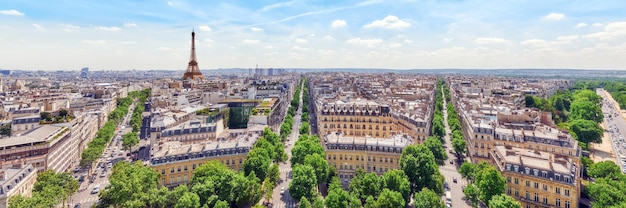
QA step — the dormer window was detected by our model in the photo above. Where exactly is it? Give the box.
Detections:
[525,167,530,175]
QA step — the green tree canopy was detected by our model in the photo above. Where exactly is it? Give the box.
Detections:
[376,189,405,208]
[289,164,318,201]
[413,188,445,208]
[570,119,603,146]
[488,194,522,208]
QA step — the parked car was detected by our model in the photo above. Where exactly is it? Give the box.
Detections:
[280,187,285,195]
[453,177,458,183]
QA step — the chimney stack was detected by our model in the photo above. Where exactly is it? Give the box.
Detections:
[0,170,5,181]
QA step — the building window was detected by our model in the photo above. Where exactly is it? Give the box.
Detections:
[565,201,570,208]
[526,181,530,187]
[170,168,174,173]
[534,182,539,189]
[543,197,548,204]
[161,169,165,175]
[565,189,570,196]
[556,198,561,207]
[525,191,530,200]
[507,188,511,195]
[514,178,519,184]
[192,164,196,170]
[543,184,548,191]
[514,189,519,197]
[184,165,187,171]
[556,187,561,194]
[534,193,538,202]
[507,177,511,183]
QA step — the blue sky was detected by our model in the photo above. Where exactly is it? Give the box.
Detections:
[1,0,626,70]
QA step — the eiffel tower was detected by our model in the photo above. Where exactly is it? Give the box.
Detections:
[182,30,204,80]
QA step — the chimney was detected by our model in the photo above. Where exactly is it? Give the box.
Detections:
[0,170,4,181]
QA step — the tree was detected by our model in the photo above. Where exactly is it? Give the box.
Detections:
[242,153,271,180]
[298,197,312,208]
[570,101,603,123]
[570,119,603,148]
[524,95,535,107]
[413,188,445,208]
[304,154,329,186]
[488,194,522,208]
[587,176,626,208]
[99,161,160,207]
[400,144,443,194]
[299,122,310,135]
[122,132,139,155]
[364,196,376,208]
[376,189,405,208]
[262,178,274,204]
[476,166,506,204]
[349,195,362,208]
[267,164,281,185]
[589,161,622,179]
[0,123,10,136]
[11,170,79,207]
[463,183,479,206]
[289,164,318,201]
[175,192,201,208]
[291,136,325,165]
[380,170,411,203]
[325,178,349,208]
[213,200,229,208]
[423,136,448,164]
[452,135,467,156]
[361,173,381,199]
[312,196,325,208]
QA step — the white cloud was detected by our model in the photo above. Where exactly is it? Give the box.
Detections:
[295,38,308,43]
[584,21,626,40]
[593,23,603,27]
[521,39,548,47]
[81,40,107,45]
[404,39,413,43]
[544,13,566,20]
[389,43,402,48]
[158,47,173,51]
[346,38,383,47]
[323,35,334,40]
[0,9,24,16]
[204,39,214,43]
[443,38,454,42]
[250,27,263,32]
[61,24,79,32]
[264,45,274,49]
[124,23,138,27]
[475,37,509,44]
[260,0,297,12]
[32,24,45,30]
[198,25,212,32]
[331,20,347,28]
[167,1,173,6]
[243,39,260,44]
[556,35,579,42]
[364,15,411,29]
[292,46,310,51]
[96,26,122,31]
[575,23,588,28]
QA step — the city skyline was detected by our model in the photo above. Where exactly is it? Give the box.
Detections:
[1,0,626,70]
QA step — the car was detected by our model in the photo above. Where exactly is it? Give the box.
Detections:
[74,203,81,208]
[443,182,449,190]
[280,187,285,195]
[91,186,100,194]
[78,175,85,182]
[450,160,454,164]
[73,167,81,173]
[453,177,458,183]
[449,149,454,154]
[100,172,107,178]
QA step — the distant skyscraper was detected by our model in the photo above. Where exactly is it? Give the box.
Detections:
[80,67,89,78]
[182,30,204,80]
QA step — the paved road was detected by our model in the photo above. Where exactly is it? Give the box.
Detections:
[271,81,305,208]
[441,87,472,208]
[69,104,137,207]
[597,89,626,172]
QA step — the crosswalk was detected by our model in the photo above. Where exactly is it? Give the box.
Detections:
[272,201,296,208]
[280,168,291,174]
[76,196,99,204]
[444,177,468,187]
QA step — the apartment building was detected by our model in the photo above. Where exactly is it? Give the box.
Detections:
[0,125,73,172]
[324,133,413,180]
[150,133,258,187]
[493,146,578,208]
[0,164,37,208]
[158,119,224,144]
[448,76,580,207]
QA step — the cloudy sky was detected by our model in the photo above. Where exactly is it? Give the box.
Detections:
[1,0,626,70]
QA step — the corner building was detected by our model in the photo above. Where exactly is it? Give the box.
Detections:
[493,146,578,208]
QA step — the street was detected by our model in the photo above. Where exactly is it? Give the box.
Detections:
[271,81,305,208]
[69,103,137,207]
[596,89,626,172]
[440,87,472,208]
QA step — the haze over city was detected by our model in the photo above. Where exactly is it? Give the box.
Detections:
[1,0,626,70]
